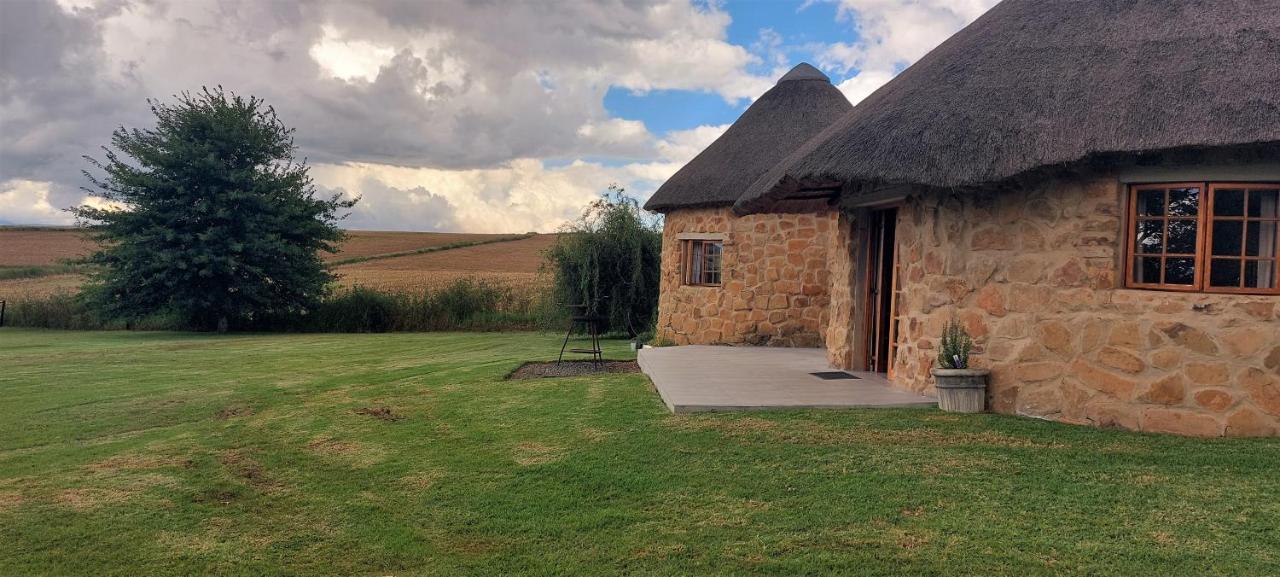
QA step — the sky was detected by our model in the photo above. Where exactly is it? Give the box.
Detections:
[0,0,998,233]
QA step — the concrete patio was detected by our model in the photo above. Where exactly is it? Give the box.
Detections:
[637,345,936,413]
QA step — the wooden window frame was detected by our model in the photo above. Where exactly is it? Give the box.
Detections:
[1124,182,1280,295]
[1204,182,1280,295]
[682,239,723,287]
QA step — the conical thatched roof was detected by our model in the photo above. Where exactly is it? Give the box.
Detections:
[643,63,852,212]
[735,0,1280,214]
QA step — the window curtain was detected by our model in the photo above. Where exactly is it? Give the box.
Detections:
[1259,193,1277,288]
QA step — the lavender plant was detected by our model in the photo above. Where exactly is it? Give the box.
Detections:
[937,318,974,369]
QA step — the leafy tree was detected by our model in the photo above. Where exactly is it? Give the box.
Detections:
[74,87,355,331]
[544,186,662,337]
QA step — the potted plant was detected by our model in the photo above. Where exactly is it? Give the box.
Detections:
[931,318,988,413]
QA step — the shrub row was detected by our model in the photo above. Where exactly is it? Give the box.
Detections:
[2,278,542,333]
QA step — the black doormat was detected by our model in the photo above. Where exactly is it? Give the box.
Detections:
[810,371,860,380]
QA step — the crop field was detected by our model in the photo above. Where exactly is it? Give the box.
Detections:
[0,228,91,267]
[335,233,558,294]
[0,228,556,301]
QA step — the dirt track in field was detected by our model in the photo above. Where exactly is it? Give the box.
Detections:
[323,231,514,262]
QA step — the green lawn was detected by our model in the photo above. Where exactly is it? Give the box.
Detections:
[0,330,1277,576]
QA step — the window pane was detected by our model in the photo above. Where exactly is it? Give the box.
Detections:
[1212,220,1244,256]
[1164,257,1195,285]
[1246,221,1277,257]
[1214,188,1245,216]
[1135,220,1164,253]
[1133,256,1161,284]
[1166,220,1197,254]
[1136,189,1165,216]
[1168,187,1199,216]
[689,241,702,283]
[1246,260,1276,289]
[1210,259,1242,287]
[705,251,721,284]
[1249,189,1279,218]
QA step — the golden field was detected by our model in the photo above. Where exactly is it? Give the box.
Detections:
[0,228,556,301]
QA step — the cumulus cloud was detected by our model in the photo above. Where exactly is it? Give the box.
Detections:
[817,0,998,104]
[0,180,69,225]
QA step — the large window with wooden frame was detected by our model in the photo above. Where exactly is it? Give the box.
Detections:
[682,239,722,286]
[1126,182,1279,294]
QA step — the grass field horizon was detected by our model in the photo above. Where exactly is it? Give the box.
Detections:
[1,329,1277,576]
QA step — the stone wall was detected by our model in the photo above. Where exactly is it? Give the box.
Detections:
[655,207,837,347]
[882,176,1280,437]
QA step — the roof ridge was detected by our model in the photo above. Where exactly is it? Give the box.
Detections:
[777,62,830,84]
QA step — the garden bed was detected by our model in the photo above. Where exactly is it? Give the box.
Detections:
[507,360,640,379]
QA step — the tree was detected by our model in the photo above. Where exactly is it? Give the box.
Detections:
[74,87,355,331]
[544,186,662,337]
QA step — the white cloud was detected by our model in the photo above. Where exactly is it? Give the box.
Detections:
[309,25,396,83]
[819,0,998,104]
[834,69,896,105]
[0,180,70,225]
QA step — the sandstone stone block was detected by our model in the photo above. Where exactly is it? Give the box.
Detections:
[1012,361,1065,383]
[1243,368,1280,416]
[1107,322,1143,348]
[1157,322,1219,356]
[1071,359,1137,399]
[1149,348,1181,370]
[1142,408,1222,437]
[1016,384,1064,418]
[1085,401,1140,430]
[971,227,1014,250]
[1098,346,1146,374]
[1193,389,1235,412]
[1137,373,1186,405]
[1184,362,1230,386]
[974,284,1007,317]
[1225,407,1279,437]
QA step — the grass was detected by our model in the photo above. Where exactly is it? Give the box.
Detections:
[0,264,90,281]
[0,329,1277,576]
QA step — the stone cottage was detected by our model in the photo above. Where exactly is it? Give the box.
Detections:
[651,0,1280,437]
[644,63,852,348]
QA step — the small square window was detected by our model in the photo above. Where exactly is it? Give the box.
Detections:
[683,239,723,286]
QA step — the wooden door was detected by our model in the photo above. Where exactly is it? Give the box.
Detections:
[863,208,900,374]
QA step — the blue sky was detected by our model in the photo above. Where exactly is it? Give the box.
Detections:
[606,0,851,138]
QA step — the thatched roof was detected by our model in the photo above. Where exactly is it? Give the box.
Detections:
[643,63,852,212]
[735,0,1280,214]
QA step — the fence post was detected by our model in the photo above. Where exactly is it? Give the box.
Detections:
[0,300,5,327]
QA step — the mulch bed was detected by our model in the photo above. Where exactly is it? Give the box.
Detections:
[507,360,641,380]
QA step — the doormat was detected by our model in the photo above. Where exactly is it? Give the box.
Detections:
[810,371,860,380]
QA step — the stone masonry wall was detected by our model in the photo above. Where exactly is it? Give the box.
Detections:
[656,207,837,347]
[882,176,1280,437]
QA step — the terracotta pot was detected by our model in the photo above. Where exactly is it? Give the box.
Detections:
[931,368,989,413]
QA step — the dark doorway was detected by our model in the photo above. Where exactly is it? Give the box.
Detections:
[863,208,899,374]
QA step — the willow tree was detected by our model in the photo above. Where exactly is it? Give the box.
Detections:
[544,186,662,337]
[74,87,355,331]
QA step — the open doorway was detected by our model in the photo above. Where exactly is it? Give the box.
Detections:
[863,207,900,375]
